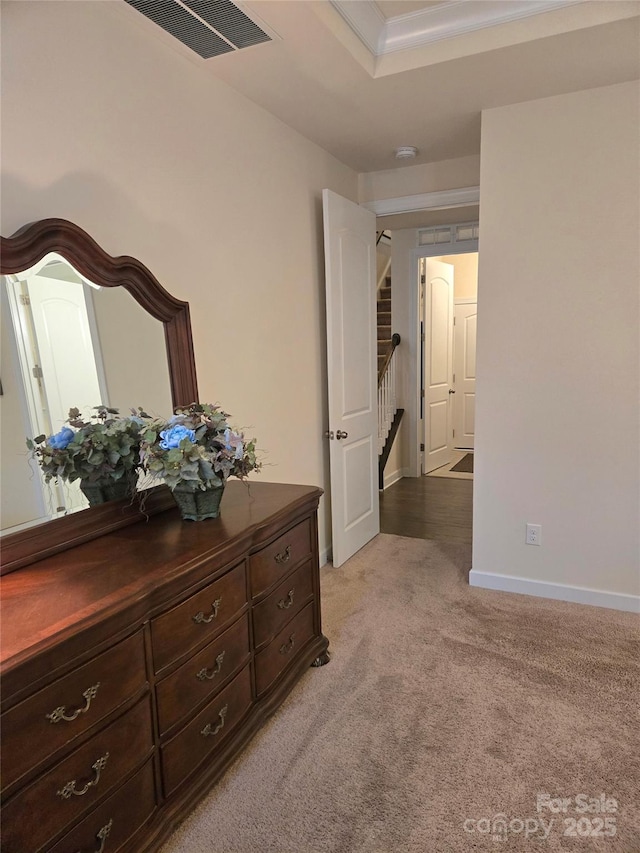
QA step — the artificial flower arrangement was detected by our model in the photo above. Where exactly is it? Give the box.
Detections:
[137,402,260,521]
[138,402,260,491]
[27,406,146,490]
[27,402,259,519]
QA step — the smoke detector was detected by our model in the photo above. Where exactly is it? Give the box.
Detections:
[395,146,418,160]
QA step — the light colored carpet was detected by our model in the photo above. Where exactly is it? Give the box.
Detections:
[161,534,640,853]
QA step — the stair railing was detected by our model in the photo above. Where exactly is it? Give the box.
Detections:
[377,333,401,454]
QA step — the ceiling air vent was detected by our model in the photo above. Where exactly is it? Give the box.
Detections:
[125,0,272,59]
[183,0,271,48]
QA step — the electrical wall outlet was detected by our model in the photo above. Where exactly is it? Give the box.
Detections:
[526,524,542,546]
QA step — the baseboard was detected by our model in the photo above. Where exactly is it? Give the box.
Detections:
[469,570,640,613]
[382,467,404,490]
[319,547,330,568]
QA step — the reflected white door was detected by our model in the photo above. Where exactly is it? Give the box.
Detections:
[22,274,105,515]
[423,259,454,473]
[453,301,476,449]
[27,275,104,431]
[323,189,379,568]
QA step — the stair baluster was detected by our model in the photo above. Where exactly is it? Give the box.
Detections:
[378,333,404,490]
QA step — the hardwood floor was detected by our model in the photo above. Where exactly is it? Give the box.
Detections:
[379,475,473,544]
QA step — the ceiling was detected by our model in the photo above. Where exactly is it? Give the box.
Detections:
[374,1,447,18]
[118,0,640,174]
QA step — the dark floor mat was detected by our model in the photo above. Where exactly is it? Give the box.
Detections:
[450,453,473,473]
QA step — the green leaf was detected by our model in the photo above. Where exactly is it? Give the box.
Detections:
[180,468,201,480]
[199,459,215,480]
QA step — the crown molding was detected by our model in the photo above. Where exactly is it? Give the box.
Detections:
[330,0,386,54]
[331,0,583,56]
[361,186,480,217]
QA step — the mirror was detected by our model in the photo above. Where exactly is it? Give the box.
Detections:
[2,254,173,529]
[0,218,198,572]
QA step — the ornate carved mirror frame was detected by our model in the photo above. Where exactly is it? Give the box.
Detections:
[0,218,199,574]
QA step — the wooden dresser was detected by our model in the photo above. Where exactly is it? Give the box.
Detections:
[0,481,329,853]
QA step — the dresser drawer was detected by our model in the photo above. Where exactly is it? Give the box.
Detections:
[254,603,315,697]
[252,560,314,648]
[151,561,247,672]
[155,614,251,735]
[1,697,153,853]
[160,664,252,797]
[47,759,156,853]
[1,632,147,792]
[249,518,312,596]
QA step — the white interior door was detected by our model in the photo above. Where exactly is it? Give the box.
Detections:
[423,259,454,473]
[22,273,105,515]
[453,300,477,449]
[323,189,379,568]
[27,275,104,431]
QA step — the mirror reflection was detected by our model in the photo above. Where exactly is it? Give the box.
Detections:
[0,253,173,533]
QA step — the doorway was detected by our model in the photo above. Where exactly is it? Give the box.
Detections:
[419,250,478,476]
[379,245,477,542]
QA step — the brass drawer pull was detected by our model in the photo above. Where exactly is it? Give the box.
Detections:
[279,633,295,655]
[196,651,225,681]
[57,753,110,799]
[74,818,113,853]
[277,589,295,610]
[274,545,291,565]
[193,598,222,625]
[200,704,228,737]
[47,683,101,724]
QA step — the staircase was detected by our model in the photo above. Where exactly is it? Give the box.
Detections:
[377,276,392,377]
[377,273,403,490]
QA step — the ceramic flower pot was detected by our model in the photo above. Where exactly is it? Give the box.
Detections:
[171,482,225,521]
[80,474,136,507]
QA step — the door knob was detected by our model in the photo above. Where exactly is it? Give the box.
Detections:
[325,430,334,439]
[448,389,456,394]
[336,430,348,440]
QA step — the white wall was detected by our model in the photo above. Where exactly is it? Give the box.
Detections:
[382,414,404,490]
[434,253,478,300]
[472,81,640,610]
[359,156,480,203]
[92,287,172,419]
[0,1,358,557]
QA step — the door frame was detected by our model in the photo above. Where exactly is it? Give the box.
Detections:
[408,240,479,477]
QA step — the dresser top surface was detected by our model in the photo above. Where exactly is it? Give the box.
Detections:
[0,481,321,675]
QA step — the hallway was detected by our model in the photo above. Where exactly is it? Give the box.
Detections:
[379,476,472,545]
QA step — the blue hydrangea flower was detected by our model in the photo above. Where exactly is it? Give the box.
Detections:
[47,426,75,450]
[159,425,196,450]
